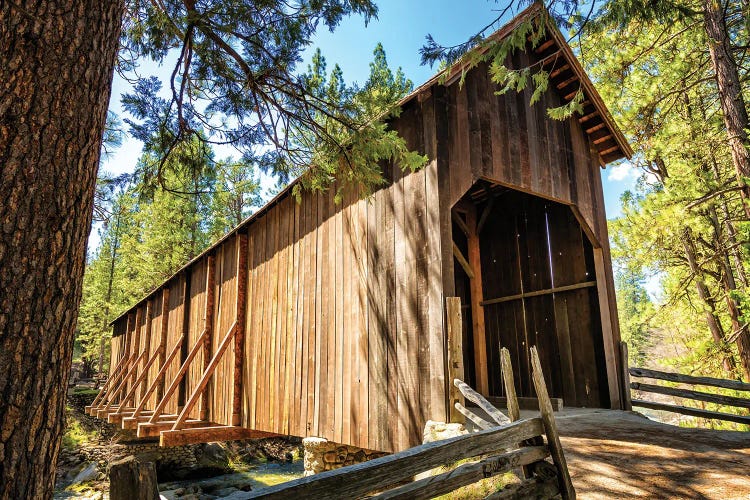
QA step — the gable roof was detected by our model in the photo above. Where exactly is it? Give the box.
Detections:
[400,2,631,164]
[110,4,630,327]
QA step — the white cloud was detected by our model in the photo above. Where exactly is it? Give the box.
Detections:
[607,162,638,182]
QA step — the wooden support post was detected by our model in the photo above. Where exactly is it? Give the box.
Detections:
[178,271,191,408]
[620,342,632,411]
[232,232,248,426]
[147,327,210,424]
[465,206,488,396]
[593,248,622,409]
[530,346,575,500]
[130,337,183,421]
[118,307,143,403]
[102,350,147,416]
[112,308,144,407]
[171,321,238,431]
[200,254,216,421]
[501,345,539,479]
[155,287,170,403]
[138,300,154,403]
[446,297,465,423]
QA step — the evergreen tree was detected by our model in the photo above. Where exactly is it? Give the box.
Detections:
[209,158,263,238]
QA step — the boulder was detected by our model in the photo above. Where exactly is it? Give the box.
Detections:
[196,443,229,472]
[70,462,99,484]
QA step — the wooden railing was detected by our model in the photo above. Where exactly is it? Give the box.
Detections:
[249,345,575,500]
[621,342,750,426]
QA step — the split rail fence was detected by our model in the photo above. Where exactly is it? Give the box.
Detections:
[250,323,576,499]
[620,342,750,426]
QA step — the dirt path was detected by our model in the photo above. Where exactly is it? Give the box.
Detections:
[554,410,750,499]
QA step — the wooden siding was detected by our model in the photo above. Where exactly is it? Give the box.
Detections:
[108,93,447,452]
[440,58,610,248]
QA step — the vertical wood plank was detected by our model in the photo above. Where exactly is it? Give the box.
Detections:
[232,232,248,426]
[422,92,447,423]
[334,186,345,443]
[620,341,632,411]
[243,225,256,428]
[594,248,621,409]
[292,196,304,436]
[304,194,317,435]
[325,187,337,441]
[446,297,465,424]
[342,188,353,444]
[465,206,488,396]
[313,190,326,437]
[199,254,216,421]
[155,288,170,405]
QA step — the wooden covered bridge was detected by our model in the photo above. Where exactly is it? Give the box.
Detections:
[89,5,632,453]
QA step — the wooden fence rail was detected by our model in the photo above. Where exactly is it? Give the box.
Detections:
[250,343,575,499]
[621,342,750,426]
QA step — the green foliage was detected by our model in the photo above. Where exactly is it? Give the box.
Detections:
[286,44,426,198]
[580,1,750,389]
[118,0,426,195]
[62,408,97,450]
[77,145,261,368]
[422,4,591,120]
[614,264,654,366]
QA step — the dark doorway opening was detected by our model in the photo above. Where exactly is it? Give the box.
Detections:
[452,181,610,408]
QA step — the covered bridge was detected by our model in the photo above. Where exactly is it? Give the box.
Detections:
[89,5,632,453]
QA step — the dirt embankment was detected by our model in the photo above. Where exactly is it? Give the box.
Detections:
[556,410,750,499]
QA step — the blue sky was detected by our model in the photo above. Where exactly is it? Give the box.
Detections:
[102,0,640,229]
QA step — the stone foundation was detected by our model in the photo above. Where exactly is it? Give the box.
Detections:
[302,437,387,475]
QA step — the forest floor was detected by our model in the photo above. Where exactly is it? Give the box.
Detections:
[553,409,750,499]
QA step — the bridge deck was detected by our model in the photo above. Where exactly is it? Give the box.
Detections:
[550,409,750,499]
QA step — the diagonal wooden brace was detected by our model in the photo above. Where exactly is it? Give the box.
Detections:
[171,321,238,431]
[147,327,211,424]
[107,346,163,423]
[130,337,184,420]
[102,349,148,415]
[86,356,128,415]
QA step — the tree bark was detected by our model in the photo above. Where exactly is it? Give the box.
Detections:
[0,1,124,498]
[681,228,736,374]
[708,210,750,380]
[703,0,750,219]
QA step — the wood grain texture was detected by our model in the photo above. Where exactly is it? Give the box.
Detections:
[101,36,624,450]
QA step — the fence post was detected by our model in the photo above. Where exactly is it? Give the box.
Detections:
[620,342,632,411]
[530,346,575,500]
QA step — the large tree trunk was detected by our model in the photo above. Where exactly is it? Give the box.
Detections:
[0,1,123,498]
[708,210,750,380]
[682,228,737,375]
[703,0,750,219]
